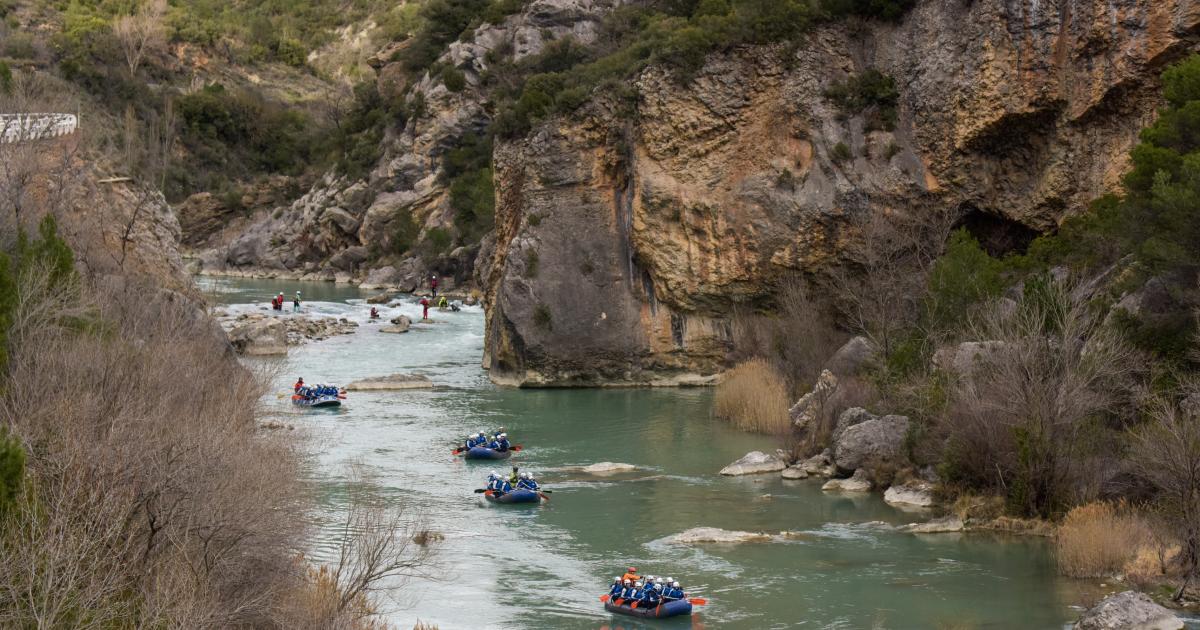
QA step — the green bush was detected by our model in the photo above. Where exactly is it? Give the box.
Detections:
[831,142,852,162]
[441,65,466,92]
[425,227,453,254]
[825,68,899,130]
[0,427,24,522]
[274,37,307,67]
[176,83,314,179]
[821,0,916,21]
[0,61,12,95]
[390,209,420,256]
[3,30,34,58]
[925,229,1005,332]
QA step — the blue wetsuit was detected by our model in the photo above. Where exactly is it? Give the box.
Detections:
[496,437,510,451]
[609,583,623,598]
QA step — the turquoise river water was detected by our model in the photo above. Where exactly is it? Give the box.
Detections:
[201,276,1147,630]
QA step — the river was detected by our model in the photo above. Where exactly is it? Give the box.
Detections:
[202,276,1116,630]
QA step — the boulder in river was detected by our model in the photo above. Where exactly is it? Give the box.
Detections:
[1075,591,1183,630]
[227,318,287,355]
[832,408,910,473]
[781,465,809,480]
[884,480,936,508]
[663,527,773,544]
[345,374,433,391]
[900,516,965,534]
[822,469,872,493]
[576,462,639,474]
[798,451,837,477]
[720,451,786,476]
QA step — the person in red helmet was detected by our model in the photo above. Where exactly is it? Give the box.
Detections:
[621,567,639,583]
[293,377,304,392]
[420,297,430,320]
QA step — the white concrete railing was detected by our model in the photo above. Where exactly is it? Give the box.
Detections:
[0,113,79,144]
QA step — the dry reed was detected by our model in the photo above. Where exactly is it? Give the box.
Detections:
[714,359,790,434]
[1056,501,1150,578]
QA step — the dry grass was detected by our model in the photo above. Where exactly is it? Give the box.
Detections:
[1056,501,1151,578]
[714,359,790,434]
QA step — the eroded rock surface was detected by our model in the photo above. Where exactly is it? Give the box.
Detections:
[1075,591,1183,630]
[720,451,787,476]
[345,373,433,391]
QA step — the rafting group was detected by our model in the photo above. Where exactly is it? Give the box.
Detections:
[600,568,700,618]
[454,430,705,619]
[291,377,345,408]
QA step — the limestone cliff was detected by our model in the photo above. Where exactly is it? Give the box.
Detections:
[480,0,1200,386]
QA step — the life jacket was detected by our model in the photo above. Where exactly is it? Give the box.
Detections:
[621,572,639,583]
[609,584,623,597]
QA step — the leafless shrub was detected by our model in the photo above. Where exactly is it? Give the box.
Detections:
[942,278,1145,517]
[732,278,848,395]
[1129,375,1200,600]
[112,0,167,77]
[829,207,955,360]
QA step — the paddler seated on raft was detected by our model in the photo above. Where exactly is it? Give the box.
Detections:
[508,465,520,484]
[515,472,540,492]
[663,579,684,602]
[294,377,304,392]
[609,577,624,600]
[495,433,511,452]
[620,580,637,601]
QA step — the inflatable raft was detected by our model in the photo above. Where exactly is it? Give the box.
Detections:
[291,394,342,408]
[463,446,512,460]
[605,599,692,619]
[483,489,541,504]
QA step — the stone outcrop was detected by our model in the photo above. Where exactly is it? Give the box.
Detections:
[479,0,1200,385]
[900,516,965,534]
[226,318,287,356]
[662,527,773,544]
[345,373,433,391]
[832,408,910,474]
[719,451,787,476]
[1075,592,1183,630]
[822,469,873,493]
[932,341,1005,377]
[381,315,412,333]
[884,479,936,508]
[824,336,877,377]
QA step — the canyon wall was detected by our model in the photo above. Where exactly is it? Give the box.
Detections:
[479,0,1200,386]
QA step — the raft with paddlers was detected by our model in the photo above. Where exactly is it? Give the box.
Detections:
[603,599,692,619]
[462,446,514,459]
[291,383,346,408]
[481,488,543,504]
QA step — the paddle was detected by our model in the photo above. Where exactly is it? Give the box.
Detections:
[538,492,550,501]
[599,595,610,603]
[687,598,707,605]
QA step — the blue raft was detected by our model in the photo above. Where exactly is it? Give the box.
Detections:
[483,489,541,504]
[605,599,692,619]
[463,446,512,460]
[291,394,342,408]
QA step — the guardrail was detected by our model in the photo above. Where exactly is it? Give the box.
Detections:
[0,113,79,144]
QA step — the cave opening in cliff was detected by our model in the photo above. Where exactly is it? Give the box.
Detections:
[953,206,1039,257]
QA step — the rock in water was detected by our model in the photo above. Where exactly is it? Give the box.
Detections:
[662,527,773,544]
[821,469,872,493]
[1075,591,1183,630]
[578,462,639,474]
[781,466,809,480]
[798,451,837,477]
[345,374,433,391]
[900,516,965,534]
[226,318,287,356]
[720,451,786,476]
[381,315,411,334]
[884,480,936,508]
[366,292,393,304]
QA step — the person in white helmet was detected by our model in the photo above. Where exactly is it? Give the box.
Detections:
[486,471,501,492]
[292,291,301,312]
[664,580,685,601]
[496,432,511,452]
[609,577,623,600]
[620,579,636,601]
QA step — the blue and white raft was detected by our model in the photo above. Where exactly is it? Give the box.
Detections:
[604,598,692,619]
[463,446,512,460]
[482,488,542,504]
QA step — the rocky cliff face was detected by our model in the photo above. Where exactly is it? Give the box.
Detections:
[196,0,627,292]
[480,0,1200,386]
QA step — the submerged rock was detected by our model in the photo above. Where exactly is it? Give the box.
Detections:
[798,451,837,477]
[345,374,433,391]
[900,516,965,534]
[720,451,786,476]
[821,469,872,493]
[884,480,936,508]
[662,527,773,544]
[1075,591,1182,630]
[576,462,639,474]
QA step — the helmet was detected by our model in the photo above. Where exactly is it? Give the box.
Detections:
[665,577,673,584]
[634,581,643,588]
[623,579,631,586]
[500,433,507,438]
[672,581,680,588]
[479,431,486,437]
[490,470,498,477]
[519,472,528,479]
[627,567,637,572]
[614,576,621,583]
